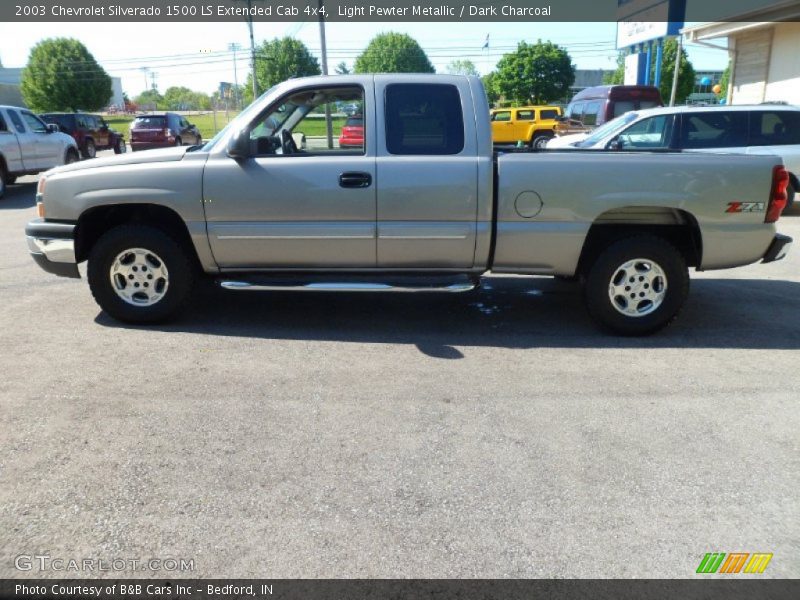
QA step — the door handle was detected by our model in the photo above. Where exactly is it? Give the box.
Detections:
[339,172,372,188]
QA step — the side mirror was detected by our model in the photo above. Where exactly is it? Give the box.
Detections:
[226,129,250,159]
[46,123,59,133]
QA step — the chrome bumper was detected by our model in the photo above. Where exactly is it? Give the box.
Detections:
[25,219,80,278]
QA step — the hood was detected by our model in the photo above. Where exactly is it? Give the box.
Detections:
[545,133,588,149]
[49,146,189,176]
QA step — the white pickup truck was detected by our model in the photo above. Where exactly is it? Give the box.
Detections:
[0,105,79,198]
[26,75,793,335]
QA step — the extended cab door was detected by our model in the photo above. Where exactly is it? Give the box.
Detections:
[0,109,25,172]
[374,78,480,268]
[5,109,40,170]
[491,109,514,143]
[19,110,59,167]
[203,82,377,268]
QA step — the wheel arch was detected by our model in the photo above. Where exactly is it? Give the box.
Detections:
[74,203,201,269]
[576,206,702,276]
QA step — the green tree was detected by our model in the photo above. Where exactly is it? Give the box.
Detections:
[354,32,435,74]
[161,86,211,110]
[717,63,730,101]
[334,61,351,75]
[446,59,479,76]
[495,40,574,104]
[243,37,320,104]
[21,38,112,112]
[604,53,625,85]
[482,72,500,106]
[657,38,695,104]
[134,89,163,110]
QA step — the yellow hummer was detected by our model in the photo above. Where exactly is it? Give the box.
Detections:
[490,105,563,149]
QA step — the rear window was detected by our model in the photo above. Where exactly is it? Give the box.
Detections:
[681,112,749,149]
[345,116,363,127]
[42,114,75,131]
[516,110,534,121]
[540,109,560,120]
[133,116,166,128]
[385,83,464,155]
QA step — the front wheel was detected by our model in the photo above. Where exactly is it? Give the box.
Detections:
[0,167,6,198]
[174,137,182,147]
[583,236,689,336]
[65,148,79,164]
[88,225,195,323]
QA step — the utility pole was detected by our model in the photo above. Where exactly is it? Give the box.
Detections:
[669,34,683,107]
[246,0,258,99]
[140,67,149,92]
[149,71,158,91]
[318,0,333,149]
[228,43,242,110]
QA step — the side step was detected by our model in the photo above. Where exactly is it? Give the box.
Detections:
[218,275,478,294]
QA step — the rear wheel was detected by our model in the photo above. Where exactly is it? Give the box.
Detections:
[6,174,17,185]
[785,182,796,212]
[88,225,194,323]
[174,137,182,147]
[113,138,126,154]
[82,139,96,159]
[0,167,6,198]
[583,235,689,335]
[531,133,553,149]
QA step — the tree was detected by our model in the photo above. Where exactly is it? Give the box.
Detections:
[657,38,695,104]
[482,72,500,106]
[354,32,435,74]
[243,37,320,104]
[134,89,163,110]
[717,63,730,101]
[446,59,479,76]
[21,38,112,112]
[604,53,625,85]
[334,61,351,75]
[161,86,211,111]
[495,40,574,104]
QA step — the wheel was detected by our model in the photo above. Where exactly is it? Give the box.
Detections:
[583,235,689,336]
[174,137,182,147]
[531,134,553,149]
[785,182,796,212]
[0,166,6,199]
[113,138,126,154]
[196,133,202,145]
[82,139,96,159]
[87,225,195,324]
[6,174,17,185]
[65,148,79,164]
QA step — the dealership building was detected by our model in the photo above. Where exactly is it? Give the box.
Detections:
[0,67,124,109]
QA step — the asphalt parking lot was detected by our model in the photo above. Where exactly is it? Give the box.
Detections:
[1,154,798,579]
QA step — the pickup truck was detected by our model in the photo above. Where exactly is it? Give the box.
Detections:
[25,75,793,335]
[1,105,79,198]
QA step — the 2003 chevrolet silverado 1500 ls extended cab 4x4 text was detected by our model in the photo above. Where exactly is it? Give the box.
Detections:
[26,75,793,335]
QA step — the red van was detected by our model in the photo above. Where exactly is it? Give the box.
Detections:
[555,85,663,136]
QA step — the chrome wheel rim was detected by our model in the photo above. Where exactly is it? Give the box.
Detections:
[608,258,667,317]
[109,248,169,306]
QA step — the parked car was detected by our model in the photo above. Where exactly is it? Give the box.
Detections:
[129,113,201,151]
[0,105,79,198]
[40,112,126,158]
[26,75,791,336]
[554,85,663,137]
[490,105,562,148]
[338,115,364,149]
[546,104,800,210]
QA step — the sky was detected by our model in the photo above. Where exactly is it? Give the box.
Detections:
[0,20,729,97]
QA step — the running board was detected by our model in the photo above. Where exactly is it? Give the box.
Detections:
[218,279,477,293]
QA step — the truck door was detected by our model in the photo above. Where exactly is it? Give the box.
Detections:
[203,82,377,268]
[0,110,25,173]
[491,110,514,143]
[5,109,40,170]
[20,111,59,167]
[374,78,479,268]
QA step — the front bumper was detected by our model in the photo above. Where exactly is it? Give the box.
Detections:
[762,233,793,263]
[25,219,80,278]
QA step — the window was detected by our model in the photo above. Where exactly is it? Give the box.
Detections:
[749,110,800,146]
[582,101,603,126]
[681,112,748,149]
[385,84,464,155]
[0,112,7,132]
[617,115,674,149]
[133,116,166,128]
[540,109,560,120]
[250,85,365,155]
[566,101,584,120]
[8,110,25,133]
[516,110,534,121]
[491,111,511,122]
[613,101,635,118]
[22,112,48,133]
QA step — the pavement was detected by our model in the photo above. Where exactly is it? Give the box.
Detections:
[1,153,798,578]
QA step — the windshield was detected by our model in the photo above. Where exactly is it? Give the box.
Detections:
[575,112,639,147]
[200,84,280,151]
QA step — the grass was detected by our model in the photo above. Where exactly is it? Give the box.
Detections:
[102,112,348,141]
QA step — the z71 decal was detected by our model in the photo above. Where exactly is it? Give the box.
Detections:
[726,202,765,213]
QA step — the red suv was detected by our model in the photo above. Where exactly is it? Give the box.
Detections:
[130,113,202,152]
[338,115,364,149]
[40,112,126,158]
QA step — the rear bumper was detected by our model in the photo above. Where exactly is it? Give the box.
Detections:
[130,141,171,151]
[762,233,793,263]
[25,219,80,279]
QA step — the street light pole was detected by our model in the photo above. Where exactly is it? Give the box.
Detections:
[247,0,258,99]
[228,43,241,110]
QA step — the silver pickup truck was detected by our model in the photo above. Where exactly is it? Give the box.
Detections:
[26,75,792,335]
[0,105,79,198]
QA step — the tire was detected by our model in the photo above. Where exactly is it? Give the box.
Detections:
[531,133,553,150]
[113,138,126,154]
[82,139,96,159]
[785,182,795,212]
[87,224,195,324]
[6,174,17,185]
[175,137,182,147]
[65,148,79,165]
[0,166,6,199]
[583,235,689,336]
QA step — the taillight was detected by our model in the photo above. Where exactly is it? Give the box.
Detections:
[766,165,790,223]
